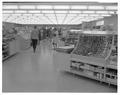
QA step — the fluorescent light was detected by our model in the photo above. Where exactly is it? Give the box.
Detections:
[3,5,18,9]
[96,11,108,14]
[83,11,95,13]
[12,14,21,16]
[56,15,65,18]
[88,6,104,10]
[55,11,67,13]
[22,14,32,17]
[28,10,41,13]
[45,14,55,17]
[83,31,107,34]
[109,11,116,14]
[42,10,54,13]
[69,11,81,13]
[89,14,100,16]
[106,6,117,10]
[37,5,52,9]
[54,5,70,9]
[34,14,44,16]
[15,10,27,13]
[67,14,77,17]
[101,14,111,16]
[56,14,66,17]
[3,10,13,13]
[79,14,88,16]
[19,5,35,9]
[71,5,87,9]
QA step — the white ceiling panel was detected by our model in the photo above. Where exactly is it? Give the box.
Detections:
[96,11,108,14]
[106,6,117,10]
[83,11,95,13]
[37,5,53,9]
[28,10,41,13]
[15,10,27,13]
[55,11,68,13]
[3,5,18,9]
[88,6,104,10]
[71,5,87,9]
[2,2,117,24]
[42,10,54,13]
[3,10,14,13]
[69,11,81,13]
[54,5,70,9]
[19,5,35,9]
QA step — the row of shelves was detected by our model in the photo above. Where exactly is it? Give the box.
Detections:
[69,60,117,86]
[2,38,19,61]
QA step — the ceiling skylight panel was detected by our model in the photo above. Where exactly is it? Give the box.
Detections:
[54,5,70,9]
[67,14,77,17]
[89,14,100,16]
[2,14,10,18]
[56,14,66,17]
[42,10,54,13]
[3,5,18,9]
[88,6,104,10]
[37,5,53,9]
[3,10,13,13]
[82,11,95,13]
[23,14,32,16]
[69,11,81,13]
[64,16,75,24]
[96,16,104,19]
[28,10,41,13]
[96,11,108,14]
[55,11,68,13]
[79,14,88,16]
[106,6,117,10]
[12,14,21,16]
[33,14,44,16]
[71,20,82,24]
[48,17,56,23]
[15,10,27,13]
[101,14,111,17]
[40,16,51,22]
[71,5,87,9]
[19,5,35,9]
[72,17,83,22]
[109,11,116,14]
[45,14,55,17]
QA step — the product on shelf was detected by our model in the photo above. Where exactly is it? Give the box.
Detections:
[72,34,113,58]
[65,30,79,46]
[69,31,117,86]
[2,25,18,60]
[109,35,117,62]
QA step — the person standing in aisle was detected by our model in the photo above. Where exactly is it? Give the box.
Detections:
[31,26,39,53]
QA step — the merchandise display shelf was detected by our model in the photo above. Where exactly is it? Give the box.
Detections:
[68,31,117,86]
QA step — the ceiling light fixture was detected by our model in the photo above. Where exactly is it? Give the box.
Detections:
[71,5,87,9]
[3,5,18,9]
[19,5,35,9]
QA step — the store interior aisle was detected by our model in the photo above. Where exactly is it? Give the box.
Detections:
[2,39,117,92]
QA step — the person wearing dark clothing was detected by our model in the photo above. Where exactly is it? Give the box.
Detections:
[31,26,39,53]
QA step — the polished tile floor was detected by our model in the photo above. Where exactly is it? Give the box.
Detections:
[2,39,117,92]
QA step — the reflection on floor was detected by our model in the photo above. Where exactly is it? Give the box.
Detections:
[2,39,117,92]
